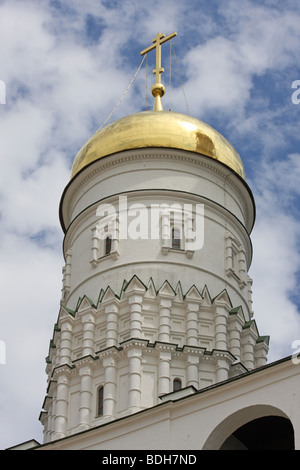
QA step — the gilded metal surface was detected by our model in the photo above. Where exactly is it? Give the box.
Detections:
[140,31,177,111]
[140,31,177,84]
[70,111,245,179]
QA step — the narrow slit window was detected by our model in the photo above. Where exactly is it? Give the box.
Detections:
[105,235,112,255]
[173,378,182,392]
[97,386,104,417]
[171,227,181,250]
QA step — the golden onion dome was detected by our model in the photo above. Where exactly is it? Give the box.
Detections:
[70,111,245,180]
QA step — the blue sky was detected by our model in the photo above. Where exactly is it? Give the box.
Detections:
[1,0,300,449]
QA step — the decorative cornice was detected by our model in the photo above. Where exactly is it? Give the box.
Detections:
[72,354,99,368]
[60,276,214,318]
[120,338,149,350]
[95,345,122,360]
[52,363,76,378]
[43,277,268,386]
[60,148,255,235]
[65,149,242,204]
[182,345,206,356]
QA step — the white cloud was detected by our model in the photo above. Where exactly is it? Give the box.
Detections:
[0,229,64,448]
[0,2,56,98]
[250,214,300,361]
[175,1,300,117]
[249,153,300,361]
[0,103,53,181]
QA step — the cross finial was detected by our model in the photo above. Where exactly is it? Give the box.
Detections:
[141,32,177,111]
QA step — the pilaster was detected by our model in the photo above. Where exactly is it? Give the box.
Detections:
[81,311,96,357]
[61,249,72,301]
[158,350,171,396]
[216,353,230,383]
[228,309,244,362]
[78,362,93,430]
[158,297,173,343]
[128,295,143,339]
[185,298,201,347]
[91,226,99,266]
[53,370,70,440]
[103,354,117,420]
[59,319,73,366]
[254,338,269,368]
[127,346,143,413]
[241,327,257,369]
[186,354,200,389]
[214,293,231,351]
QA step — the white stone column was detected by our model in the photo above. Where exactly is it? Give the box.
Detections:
[158,298,172,343]
[45,409,51,443]
[81,311,96,357]
[225,232,233,273]
[78,364,93,430]
[103,355,117,419]
[54,373,69,439]
[228,320,243,362]
[186,354,199,389]
[255,340,269,368]
[161,210,171,253]
[238,247,247,288]
[111,215,120,258]
[61,249,72,301]
[128,347,142,412]
[186,302,199,346]
[241,330,256,369]
[129,295,143,339]
[43,395,54,443]
[247,275,254,317]
[50,386,56,442]
[91,226,99,265]
[105,303,119,348]
[64,249,72,291]
[214,305,229,351]
[59,320,73,366]
[158,351,171,396]
[216,355,230,383]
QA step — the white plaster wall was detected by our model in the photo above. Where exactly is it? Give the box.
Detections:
[38,360,300,450]
[61,149,254,233]
[62,189,253,316]
[60,149,254,318]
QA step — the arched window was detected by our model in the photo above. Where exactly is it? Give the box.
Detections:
[173,378,182,392]
[105,235,112,255]
[97,386,104,417]
[171,227,181,250]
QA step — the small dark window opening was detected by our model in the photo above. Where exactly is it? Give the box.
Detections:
[171,228,181,249]
[97,386,104,417]
[105,235,112,255]
[173,378,182,391]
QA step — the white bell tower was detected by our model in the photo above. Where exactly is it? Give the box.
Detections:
[39,33,269,443]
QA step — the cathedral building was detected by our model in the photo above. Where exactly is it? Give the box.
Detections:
[13,33,300,450]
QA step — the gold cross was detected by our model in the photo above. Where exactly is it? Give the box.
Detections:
[141,32,177,84]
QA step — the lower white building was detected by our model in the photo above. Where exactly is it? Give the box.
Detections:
[36,356,299,450]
